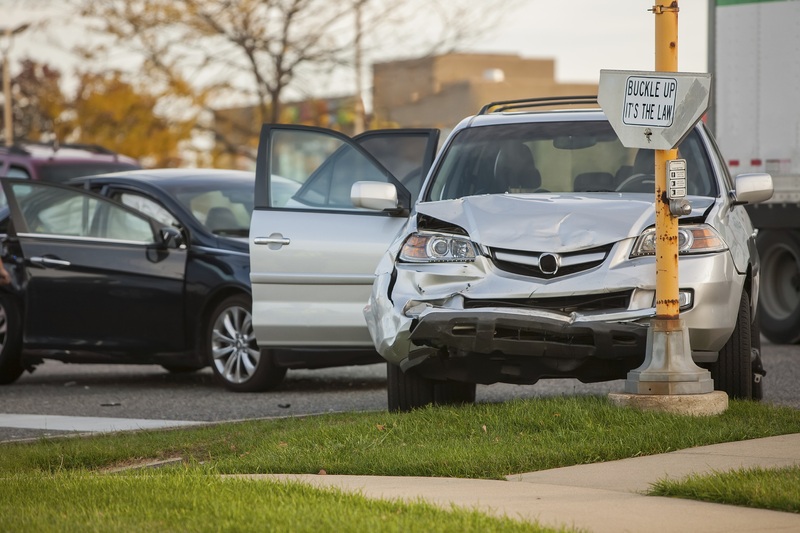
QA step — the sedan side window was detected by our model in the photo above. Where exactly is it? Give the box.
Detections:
[119,193,179,228]
[9,181,155,243]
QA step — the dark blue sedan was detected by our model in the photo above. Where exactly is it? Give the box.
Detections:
[0,169,299,392]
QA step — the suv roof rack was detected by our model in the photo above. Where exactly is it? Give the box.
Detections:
[478,95,599,115]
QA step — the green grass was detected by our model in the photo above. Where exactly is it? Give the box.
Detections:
[2,397,799,479]
[0,470,564,532]
[650,465,800,513]
[2,396,799,531]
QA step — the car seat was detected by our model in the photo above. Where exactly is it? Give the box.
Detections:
[494,142,541,193]
[205,206,238,232]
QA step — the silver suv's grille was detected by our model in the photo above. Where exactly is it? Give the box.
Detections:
[490,244,612,279]
[463,291,632,314]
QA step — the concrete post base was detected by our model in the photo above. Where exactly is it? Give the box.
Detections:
[623,318,715,395]
[608,391,729,416]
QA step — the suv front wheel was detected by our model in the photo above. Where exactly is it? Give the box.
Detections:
[387,363,476,412]
[711,291,753,400]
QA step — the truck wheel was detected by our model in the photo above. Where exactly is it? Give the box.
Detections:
[756,230,800,344]
[712,291,753,399]
[206,294,286,392]
[387,364,476,411]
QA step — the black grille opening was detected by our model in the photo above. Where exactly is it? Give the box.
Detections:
[464,291,632,314]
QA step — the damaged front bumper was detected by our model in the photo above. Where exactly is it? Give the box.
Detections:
[408,305,652,359]
[364,265,654,384]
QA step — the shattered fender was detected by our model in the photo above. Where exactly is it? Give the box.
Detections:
[364,268,419,364]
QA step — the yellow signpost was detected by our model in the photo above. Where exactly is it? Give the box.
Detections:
[602,2,726,415]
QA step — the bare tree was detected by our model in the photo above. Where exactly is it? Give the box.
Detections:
[64,0,511,162]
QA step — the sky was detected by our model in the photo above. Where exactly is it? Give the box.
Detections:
[468,1,709,82]
[2,1,710,89]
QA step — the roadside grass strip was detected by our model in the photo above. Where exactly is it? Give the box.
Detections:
[2,397,799,527]
[649,465,800,514]
[0,470,568,533]
[2,397,799,480]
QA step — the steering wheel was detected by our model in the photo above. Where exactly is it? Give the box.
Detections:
[616,173,655,193]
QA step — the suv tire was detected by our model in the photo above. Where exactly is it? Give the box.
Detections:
[388,364,476,411]
[711,291,753,400]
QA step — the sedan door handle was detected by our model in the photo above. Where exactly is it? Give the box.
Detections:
[253,233,291,249]
[30,256,71,268]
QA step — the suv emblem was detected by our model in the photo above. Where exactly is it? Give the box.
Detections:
[538,253,560,275]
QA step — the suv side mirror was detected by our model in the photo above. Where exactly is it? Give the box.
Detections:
[159,226,185,249]
[351,181,406,214]
[733,173,774,205]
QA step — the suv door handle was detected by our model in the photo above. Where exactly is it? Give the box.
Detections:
[253,234,291,248]
[30,256,71,268]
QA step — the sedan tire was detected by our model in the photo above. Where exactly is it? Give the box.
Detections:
[207,294,286,392]
[711,291,753,400]
[0,295,24,385]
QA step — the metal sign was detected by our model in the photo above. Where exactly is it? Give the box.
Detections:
[598,70,711,150]
[623,76,677,128]
[667,159,687,199]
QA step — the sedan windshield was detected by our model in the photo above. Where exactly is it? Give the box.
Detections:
[426,121,717,201]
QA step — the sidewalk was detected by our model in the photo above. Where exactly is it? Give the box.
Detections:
[240,433,800,532]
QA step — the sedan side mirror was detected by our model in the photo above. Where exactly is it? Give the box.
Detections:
[351,181,406,215]
[159,226,185,249]
[733,173,774,205]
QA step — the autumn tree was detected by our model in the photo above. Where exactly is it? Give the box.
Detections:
[69,71,196,167]
[0,58,69,145]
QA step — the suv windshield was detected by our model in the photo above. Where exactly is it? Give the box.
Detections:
[426,121,717,201]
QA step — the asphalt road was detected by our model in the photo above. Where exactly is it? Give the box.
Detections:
[1,338,797,442]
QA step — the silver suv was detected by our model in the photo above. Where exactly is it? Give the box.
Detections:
[360,98,773,411]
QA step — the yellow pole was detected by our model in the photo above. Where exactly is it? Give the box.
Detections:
[654,2,680,320]
[616,0,716,401]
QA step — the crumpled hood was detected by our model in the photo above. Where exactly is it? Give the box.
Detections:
[415,194,714,252]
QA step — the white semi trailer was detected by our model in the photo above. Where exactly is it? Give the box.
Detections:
[708,0,800,344]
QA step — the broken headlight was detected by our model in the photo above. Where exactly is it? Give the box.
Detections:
[630,224,728,257]
[399,232,477,263]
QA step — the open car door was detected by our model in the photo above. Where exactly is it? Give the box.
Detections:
[0,178,187,356]
[249,125,439,351]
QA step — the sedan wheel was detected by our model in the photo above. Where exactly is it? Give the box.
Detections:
[207,294,286,392]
